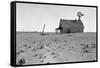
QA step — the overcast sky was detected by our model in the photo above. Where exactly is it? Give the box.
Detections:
[16,3,96,32]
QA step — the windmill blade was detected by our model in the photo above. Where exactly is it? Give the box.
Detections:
[81,14,84,16]
[77,12,84,17]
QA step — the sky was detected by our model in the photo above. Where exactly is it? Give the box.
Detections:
[16,3,96,32]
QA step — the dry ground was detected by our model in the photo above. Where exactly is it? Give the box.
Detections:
[16,32,97,65]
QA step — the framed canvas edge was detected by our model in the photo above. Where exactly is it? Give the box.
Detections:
[10,1,16,67]
[10,1,98,67]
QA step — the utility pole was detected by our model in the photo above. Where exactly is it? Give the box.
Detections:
[41,24,45,35]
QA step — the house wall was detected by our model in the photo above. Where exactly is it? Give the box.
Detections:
[60,27,83,33]
[70,28,83,33]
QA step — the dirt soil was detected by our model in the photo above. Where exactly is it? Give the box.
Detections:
[16,32,97,65]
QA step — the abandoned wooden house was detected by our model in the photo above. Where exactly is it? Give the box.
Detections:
[56,19,84,33]
[56,12,84,33]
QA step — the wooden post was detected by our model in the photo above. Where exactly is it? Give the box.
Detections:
[42,24,45,35]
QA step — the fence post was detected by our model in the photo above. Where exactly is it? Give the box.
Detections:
[42,24,45,35]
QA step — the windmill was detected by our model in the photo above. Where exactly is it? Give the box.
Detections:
[77,12,84,20]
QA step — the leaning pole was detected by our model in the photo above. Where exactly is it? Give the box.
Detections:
[42,24,45,35]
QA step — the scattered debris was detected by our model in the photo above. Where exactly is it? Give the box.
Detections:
[91,44,96,48]
[28,46,31,48]
[24,44,27,47]
[17,58,26,65]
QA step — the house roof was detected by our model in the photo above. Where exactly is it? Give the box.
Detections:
[59,19,84,29]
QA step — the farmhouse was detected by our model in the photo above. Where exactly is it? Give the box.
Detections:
[56,12,84,33]
[56,19,84,33]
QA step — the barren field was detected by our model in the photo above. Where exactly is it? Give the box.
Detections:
[16,32,96,65]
